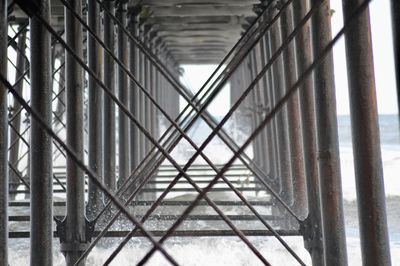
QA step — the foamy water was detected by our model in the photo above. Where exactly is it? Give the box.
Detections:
[8,115,400,265]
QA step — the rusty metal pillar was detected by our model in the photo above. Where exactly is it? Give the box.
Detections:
[293,0,324,264]
[144,30,152,155]
[30,0,53,264]
[9,28,26,197]
[257,35,274,178]
[103,0,116,192]
[311,0,348,264]
[343,1,392,265]
[263,32,280,185]
[139,22,146,161]
[280,4,307,219]
[0,0,8,264]
[248,53,263,170]
[128,7,140,172]
[116,2,130,187]
[58,0,91,264]
[391,0,400,122]
[253,44,271,178]
[86,0,103,218]
[269,11,293,206]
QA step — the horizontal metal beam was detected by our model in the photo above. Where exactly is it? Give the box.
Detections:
[130,0,259,6]
[9,229,301,238]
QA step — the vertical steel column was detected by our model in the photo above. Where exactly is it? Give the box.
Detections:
[311,0,348,265]
[391,0,400,122]
[280,4,307,218]
[269,11,293,205]
[128,7,140,173]
[87,0,103,218]
[139,23,146,161]
[9,28,26,197]
[103,0,116,192]
[150,38,157,140]
[0,1,8,264]
[116,2,130,187]
[144,30,152,155]
[62,0,89,264]
[260,34,279,181]
[248,54,262,168]
[256,37,272,176]
[343,1,392,264]
[293,0,324,264]
[30,1,53,264]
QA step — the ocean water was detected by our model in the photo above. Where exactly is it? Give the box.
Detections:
[9,115,400,265]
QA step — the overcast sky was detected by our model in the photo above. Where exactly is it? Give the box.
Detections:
[181,0,398,116]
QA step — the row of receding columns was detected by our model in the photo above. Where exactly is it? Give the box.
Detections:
[0,0,181,265]
[0,0,393,265]
[230,0,392,265]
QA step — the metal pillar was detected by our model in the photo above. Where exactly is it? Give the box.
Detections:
[311,0,348,264]
[116,2,130,187]
[0,1,8,265]
[103,0,116,192]
[9,28,26,197]
[128,7,140,173]
[30,1,53,264]
[280,4,307,218]
[262,32,280,185]
[87,0,103,219]
[292,0,324,264]
[269,14,293,206]
[248,54,263,170]
[59,0,91,264]
[391,0,400,122]
[144,30,152,155]
[139,23,146,161]
[343,1,392,265]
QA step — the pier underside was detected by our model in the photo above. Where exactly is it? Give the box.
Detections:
[0,0,395,265]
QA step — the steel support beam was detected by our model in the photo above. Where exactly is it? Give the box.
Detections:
[61,0,90,264]
[261,33,279,184]
[116,2,130,187]
[129,8,140,174]
[30,1,53,264]
[103,0,116,192]
[86,0,103,219]
[311,0,348,264]
[292,0,324,264]
[269,14,293,206]
[9,28,26,198]
[343,1,391,265]
[0,0,8,264]
[280,4,307,218]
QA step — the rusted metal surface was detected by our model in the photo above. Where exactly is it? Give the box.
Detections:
[0,0,8,264]
[0,0,392,265]
[311,0,348,265]
[343,0,392,264]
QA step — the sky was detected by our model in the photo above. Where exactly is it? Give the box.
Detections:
[180,0,399,116]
